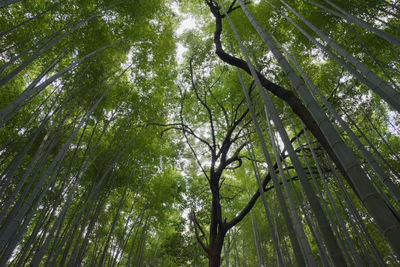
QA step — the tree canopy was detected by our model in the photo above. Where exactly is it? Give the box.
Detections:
[0,0,400,266]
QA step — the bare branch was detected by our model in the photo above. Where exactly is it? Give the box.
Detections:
[264,177,299,192]
[227,0,237,13]
[178,89,211,182]
[225,0,251,15]
[191,211,209,254]
[216,104,249,160]
[225,157,242,170]
[145,121,214,152]
[231,117,252,143]
[226,171,272,229]
[225,142,247,167]
[233,81,253,124]
[190,57,217,153]
[205,69,230,128]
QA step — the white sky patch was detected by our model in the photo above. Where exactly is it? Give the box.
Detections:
[388,110,400,136]
[176,16,196,36]
[171,3,197,64]
[176,43,188,65]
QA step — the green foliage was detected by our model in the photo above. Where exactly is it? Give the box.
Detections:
[0,0,399,266]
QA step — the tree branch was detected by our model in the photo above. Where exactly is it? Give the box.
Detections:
[224,132,318,229]
[226,171,272,229]
[190,57,217,153]
[178,89,211,182]
[207,2,359,196]
[233,81,253,124]
[191,211,209,254]
[205,67,230,128]
[146,121,214,153]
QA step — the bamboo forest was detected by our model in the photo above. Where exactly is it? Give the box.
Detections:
[1,0,400,266]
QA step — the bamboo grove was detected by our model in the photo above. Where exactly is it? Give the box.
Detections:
[0,0,399,266]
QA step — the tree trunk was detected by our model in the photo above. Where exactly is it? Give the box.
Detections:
[209,231,225,267]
